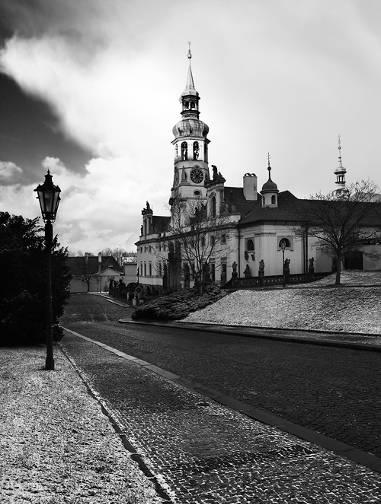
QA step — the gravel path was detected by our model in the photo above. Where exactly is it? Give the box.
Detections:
[0,346,161,504]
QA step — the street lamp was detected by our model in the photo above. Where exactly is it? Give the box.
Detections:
[280,238,287,288]
[34,170,61,371]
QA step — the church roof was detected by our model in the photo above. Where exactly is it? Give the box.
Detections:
[240,192,381,227]
[152,216,171,234]
[223,187,256,215]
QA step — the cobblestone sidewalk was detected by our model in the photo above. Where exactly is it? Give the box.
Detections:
[0,346,161,504]
[62,330,381,504]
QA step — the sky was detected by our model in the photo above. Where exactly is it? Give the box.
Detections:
[0,0,380,254]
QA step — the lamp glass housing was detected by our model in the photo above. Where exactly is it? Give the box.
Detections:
[34,171,61,222]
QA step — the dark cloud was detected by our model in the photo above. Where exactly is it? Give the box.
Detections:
[0,73,92,184]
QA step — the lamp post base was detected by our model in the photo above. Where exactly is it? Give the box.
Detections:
[45,356,55,371]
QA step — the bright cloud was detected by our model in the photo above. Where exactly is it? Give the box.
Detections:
[0,160,23,184]
[0,155,168,253]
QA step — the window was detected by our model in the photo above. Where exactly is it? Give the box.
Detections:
[194,190,201,196]
[271,195,276,205]
[158,262,162,277]
[181,141,188,160]
[210,235,216,247]
[221,259,227,284]
[278,237,292,250]
[190,102,195,109]
[221,234,227,245]
[140,262,143,276]
[247,239,254,251]
[201,236,206,247]
[211,195,216,218]
[210,261,216,282]
[149,262,152,277]
[143,263,147,276]
[193,141,199,160]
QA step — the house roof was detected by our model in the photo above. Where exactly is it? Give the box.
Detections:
[66,256,124,276]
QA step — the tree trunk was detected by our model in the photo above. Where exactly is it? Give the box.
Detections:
[335,254,342,285]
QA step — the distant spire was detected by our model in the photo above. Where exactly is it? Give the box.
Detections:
[267,152,272,179]
[334,134,347,195]
[338,134,343,168]
[187,41,192,60]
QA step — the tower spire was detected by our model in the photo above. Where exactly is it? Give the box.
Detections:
[267,152,272,179]
[334,134,347,196]
[184,42,196,93]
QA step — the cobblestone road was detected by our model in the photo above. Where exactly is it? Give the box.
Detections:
[62,295,381,459]
[61,331,381,503]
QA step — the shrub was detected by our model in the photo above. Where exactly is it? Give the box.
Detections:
[0,212,71,345]
[132,285,226,321]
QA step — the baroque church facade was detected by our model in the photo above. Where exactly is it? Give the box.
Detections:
[136,51,381,293]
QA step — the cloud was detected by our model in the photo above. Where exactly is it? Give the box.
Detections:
[0,155,168,253]
[0,160,23,184]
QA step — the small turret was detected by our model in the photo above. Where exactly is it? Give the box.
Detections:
[261,153,279,207]
[334,135,348,197]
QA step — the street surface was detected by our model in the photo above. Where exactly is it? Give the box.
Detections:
[62,294,381,460]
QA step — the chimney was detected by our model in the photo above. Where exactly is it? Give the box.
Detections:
[98,252,102,274]
[243,173,257,200]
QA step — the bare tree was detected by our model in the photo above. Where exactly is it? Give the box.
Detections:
[306,180,380,285]
[101,247,113,256]
[169,197,231,293]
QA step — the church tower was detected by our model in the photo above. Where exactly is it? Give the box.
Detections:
[170,45,210,220]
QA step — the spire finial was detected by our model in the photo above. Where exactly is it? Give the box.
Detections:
[267,152,272,179]
[187,41,192,60]
[338,134,343,168]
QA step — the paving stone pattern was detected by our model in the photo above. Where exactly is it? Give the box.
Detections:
[62,333,381,504]
[66,319,381,458]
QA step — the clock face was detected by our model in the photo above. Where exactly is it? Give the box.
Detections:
[190,168,204,184]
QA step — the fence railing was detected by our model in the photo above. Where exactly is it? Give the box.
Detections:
[230,272,330,289]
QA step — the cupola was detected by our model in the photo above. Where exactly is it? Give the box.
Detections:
[261,153,279,207]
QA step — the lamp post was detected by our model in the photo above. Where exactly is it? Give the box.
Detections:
[34,170,61,371]
[280,239,287,288]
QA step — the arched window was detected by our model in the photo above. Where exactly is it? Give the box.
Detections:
[279,238,291,249]
[190,102,195,109]
[271,195,276,205]
[181,142,188,160]
[204,143,208,163]
[193,141,199,160]
[247,239,254,251]
[211,195,216,218]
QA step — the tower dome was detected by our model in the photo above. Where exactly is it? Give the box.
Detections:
[172,118,209,138]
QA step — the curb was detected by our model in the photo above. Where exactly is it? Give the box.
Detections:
[58,341,173,503]
[118,319,381,352]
